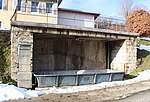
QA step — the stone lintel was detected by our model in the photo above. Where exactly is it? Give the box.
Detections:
[11,21,139,40]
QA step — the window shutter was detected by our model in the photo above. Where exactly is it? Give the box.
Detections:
[12,0,18,11]
[3,0,8,10]
[43,3,46,13]
[39,2,46,13]
[21,0,26,12]
[38,2,42,13]
[27,1,31,12]
[52,3,57,15]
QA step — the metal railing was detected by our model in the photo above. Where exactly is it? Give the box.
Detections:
[11,6,126,32]
[95,16,126,31]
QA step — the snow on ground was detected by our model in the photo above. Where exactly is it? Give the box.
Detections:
[141,37,150,41]
[1,70,150,101]
[137,44,150,52]
[0,84,48,102]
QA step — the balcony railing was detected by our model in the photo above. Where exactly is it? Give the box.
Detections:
[95,17,126,31]
[11,6,126,32]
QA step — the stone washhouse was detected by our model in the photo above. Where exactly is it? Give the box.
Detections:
[11,21,139,88]
[0,0,139,88]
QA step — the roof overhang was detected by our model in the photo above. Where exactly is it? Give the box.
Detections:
[11,21,139,39]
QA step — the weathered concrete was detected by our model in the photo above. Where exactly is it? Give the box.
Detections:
[33,34,106,71]
[11,21,139,88]
[11,21,138,38]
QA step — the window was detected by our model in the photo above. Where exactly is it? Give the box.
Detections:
[31,1,38,12]
[3,0,8,10]
[46,2,52,13]
[0,0,2,10]
[18,0,21,11]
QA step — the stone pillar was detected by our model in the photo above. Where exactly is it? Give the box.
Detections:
[110,38,137,74]
[11,27,33,88]
[125,38,137,73]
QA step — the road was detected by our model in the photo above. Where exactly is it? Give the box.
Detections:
[114,89,150,102]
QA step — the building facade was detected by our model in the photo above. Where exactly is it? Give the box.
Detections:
[0,0,62,29]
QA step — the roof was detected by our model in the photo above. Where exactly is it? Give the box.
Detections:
[11,21,139,38]
[58,8,100,18]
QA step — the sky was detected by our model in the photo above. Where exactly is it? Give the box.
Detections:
[59,0,150,19]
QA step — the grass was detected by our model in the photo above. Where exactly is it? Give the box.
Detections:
[129,38,150,77]
[137,38,150,46]
[130,55,150,76]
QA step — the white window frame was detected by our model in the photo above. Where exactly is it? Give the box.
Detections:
[21,0,26,12]
[2,0,8,10]
[12,0,18,11]
[39,2,46,14]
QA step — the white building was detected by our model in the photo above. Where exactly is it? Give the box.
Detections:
[58,8,100,28]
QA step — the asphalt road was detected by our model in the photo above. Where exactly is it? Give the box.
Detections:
[115,89,150,102]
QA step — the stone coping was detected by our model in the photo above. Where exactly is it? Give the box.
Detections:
[11,21,139,37]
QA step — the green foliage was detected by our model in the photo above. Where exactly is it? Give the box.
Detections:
[0,33,16,85]
[129,38,150,77]
[137,38,150,46]
[130,55,150,76]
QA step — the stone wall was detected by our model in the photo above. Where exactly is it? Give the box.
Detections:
[11,27,33,88]
[110,38,137,73]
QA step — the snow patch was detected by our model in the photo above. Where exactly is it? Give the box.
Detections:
[0,84,48,102]
[137,45,150,52]
[141,37,150,41]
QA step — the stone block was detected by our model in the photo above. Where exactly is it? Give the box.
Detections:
[17,80,32,88]
[17,72,32,81]
[19,64,32,72]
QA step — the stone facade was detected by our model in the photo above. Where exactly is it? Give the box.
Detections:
[11,27,33,88]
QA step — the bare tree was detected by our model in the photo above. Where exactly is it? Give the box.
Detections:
[118,0,133,18]
[132,4,150,13]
